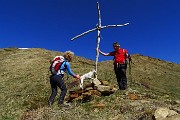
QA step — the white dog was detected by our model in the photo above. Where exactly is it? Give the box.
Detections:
[80,70,96,89]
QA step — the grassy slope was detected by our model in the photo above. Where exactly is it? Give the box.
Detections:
[131,54,180,96]
[0,48,179,120]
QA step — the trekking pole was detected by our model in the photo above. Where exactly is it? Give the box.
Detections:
[129,60,132,87]
[129,58,134,87]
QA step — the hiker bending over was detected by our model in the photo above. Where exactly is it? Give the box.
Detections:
[48,51,80,106]
[99,42,131,90]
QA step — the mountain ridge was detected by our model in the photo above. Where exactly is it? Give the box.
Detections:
[0,47,179,120]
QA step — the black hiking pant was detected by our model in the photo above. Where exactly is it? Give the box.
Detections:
[114,63,127,90]
[48,75,67,105]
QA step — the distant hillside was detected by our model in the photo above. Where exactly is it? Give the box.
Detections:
[0,48,180,120]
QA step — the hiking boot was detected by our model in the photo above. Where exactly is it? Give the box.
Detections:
[48,101,53,106]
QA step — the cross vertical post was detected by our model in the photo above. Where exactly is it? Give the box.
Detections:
[95,1,101,78]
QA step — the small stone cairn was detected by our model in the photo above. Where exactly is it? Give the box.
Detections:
[66,78,118,102]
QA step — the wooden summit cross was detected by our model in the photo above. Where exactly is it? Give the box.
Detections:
[71,1,129,79]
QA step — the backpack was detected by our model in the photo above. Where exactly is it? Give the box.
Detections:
[49,56,65,75]
[113,48,128,64]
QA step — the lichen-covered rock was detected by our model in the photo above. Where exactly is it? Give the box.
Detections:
[154,107,178,120]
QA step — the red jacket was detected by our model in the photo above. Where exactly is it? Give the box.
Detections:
[109,48,128,64]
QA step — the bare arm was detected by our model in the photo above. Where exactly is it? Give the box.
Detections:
[98,49,110,56]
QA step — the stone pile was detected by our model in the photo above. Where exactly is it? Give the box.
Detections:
[66,78,118,102]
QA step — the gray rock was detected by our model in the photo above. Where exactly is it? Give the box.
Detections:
[154,107,178,120]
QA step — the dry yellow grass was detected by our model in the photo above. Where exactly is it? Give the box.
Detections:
[0,48,180,120]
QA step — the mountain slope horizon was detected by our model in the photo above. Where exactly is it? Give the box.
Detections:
[0,47,180,120]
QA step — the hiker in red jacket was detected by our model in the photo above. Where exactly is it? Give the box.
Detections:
[99,42,131,90]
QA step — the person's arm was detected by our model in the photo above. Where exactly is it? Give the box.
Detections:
[99,49,111,56]
[65,62,80,79]
[127,54,131,60]
[124,49,132,62]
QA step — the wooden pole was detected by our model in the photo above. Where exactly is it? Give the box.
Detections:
[95,1,101,78]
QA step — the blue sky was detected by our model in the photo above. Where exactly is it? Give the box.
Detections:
[0,0,180,64]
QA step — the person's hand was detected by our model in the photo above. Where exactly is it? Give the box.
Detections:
[95,48,100,53]
[76,75,81,80]
[74,74,81,80]
[98,49,102,54]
